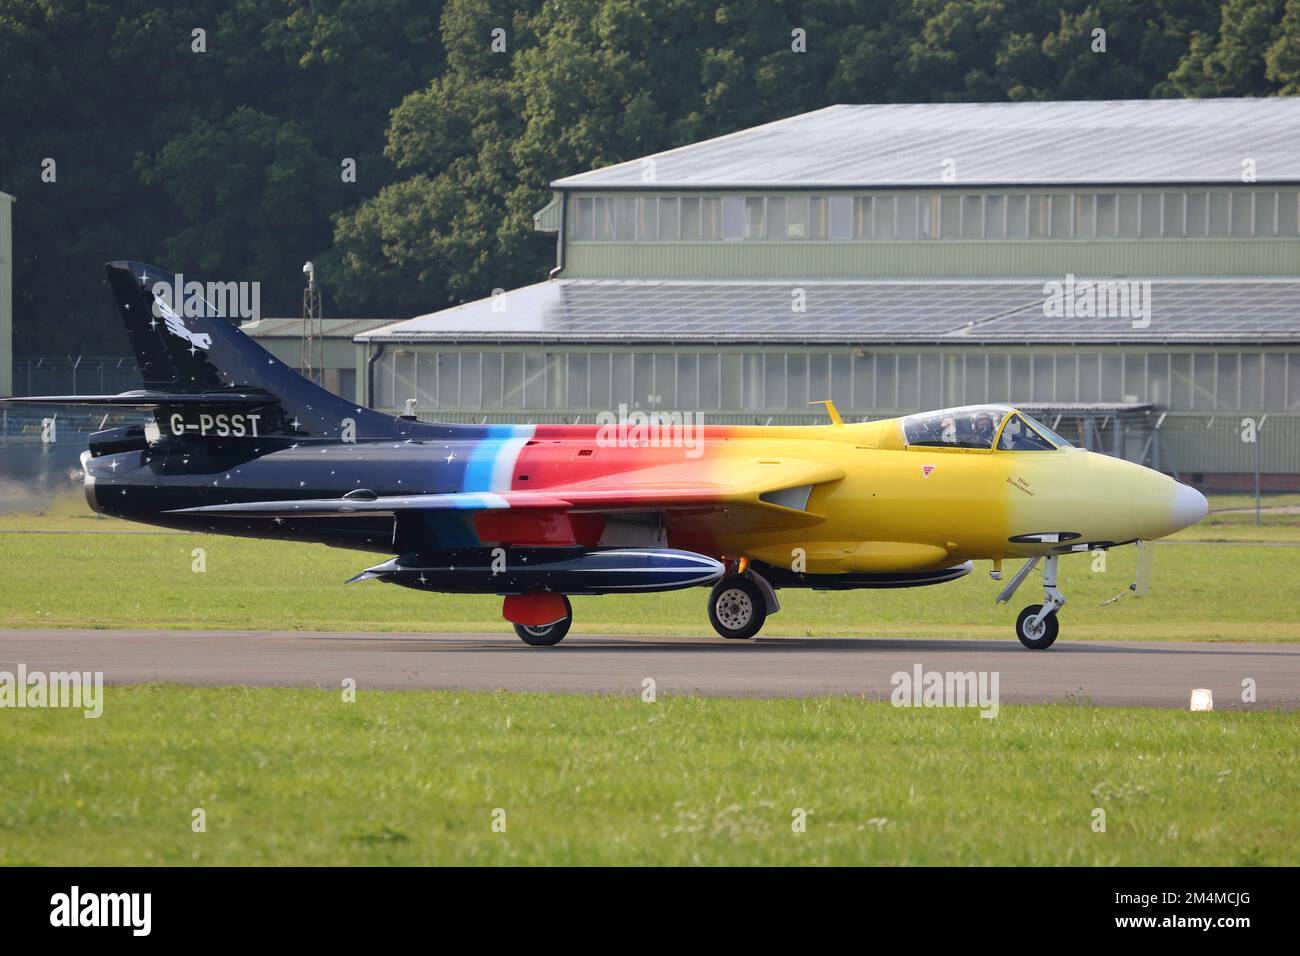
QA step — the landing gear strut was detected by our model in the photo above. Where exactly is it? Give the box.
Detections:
[997,554,1066,649]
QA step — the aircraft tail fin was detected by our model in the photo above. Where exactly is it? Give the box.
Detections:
[95,260,390,439]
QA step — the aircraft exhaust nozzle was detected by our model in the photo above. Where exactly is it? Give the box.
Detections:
[79,450,99,515]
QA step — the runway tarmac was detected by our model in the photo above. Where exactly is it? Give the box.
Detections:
[1,628,1297,708]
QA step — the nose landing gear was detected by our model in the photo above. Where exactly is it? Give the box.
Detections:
[997,553,1066,649]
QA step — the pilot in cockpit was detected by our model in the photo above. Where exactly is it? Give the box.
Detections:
[939,415,957,443]
[971,411,997,447]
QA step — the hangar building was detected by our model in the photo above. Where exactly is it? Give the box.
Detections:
[355,98,1300,488]
[240,316,390,403]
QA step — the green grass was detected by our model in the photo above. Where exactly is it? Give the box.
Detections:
[1204,492,1300,512]
[1,685,1294,866]
[1,493,1297,640]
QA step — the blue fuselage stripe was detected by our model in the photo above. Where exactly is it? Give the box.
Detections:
[461,425,532,493]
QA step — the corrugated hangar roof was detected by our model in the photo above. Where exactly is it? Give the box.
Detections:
[359,278,1300,346]
[242,317,393,338]
[553,99,1300,189]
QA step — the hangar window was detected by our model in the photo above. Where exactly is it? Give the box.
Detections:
[1208,193,1231,236]
[1140,193,1162,237]
[1230,193,1253,237]
[1255,193,1275,236]
[1049,195,1071,238]
[658,197,679,239]
[1074,194,1095,238]
[940,195,960,238]
[1186,193,1207,235]
[829,196,854,239]
[984,195,1004,238]
[1280,191,1299,235]
[961,196,983,238]
[785,196,807,238]
[1028,195,1048,238]
[681,197,700,238]
[637,197,658,239]
[767,197,786,238]
[920,196,939,239]
[614,197,636,240]
[722,196,745,240]
[854,197,873,238]
[1006,195,1027,238]
[593,197,614,240]
[745,197,765,239]
[1162,193,1184,236]
[874,195,896,238]
[1118,194,1140,237]
[567,188,1295,243]
[808,197,828,239]
[1095,194,1117,237]
[896,195,918,239]
[700,197,722,239]
[575,197,594,239]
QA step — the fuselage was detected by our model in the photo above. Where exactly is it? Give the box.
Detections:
[83,411,1206,571]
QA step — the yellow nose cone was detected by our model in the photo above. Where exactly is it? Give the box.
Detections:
[1133,475,1208,539]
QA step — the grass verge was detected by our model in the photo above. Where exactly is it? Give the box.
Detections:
[1,685,1295,865]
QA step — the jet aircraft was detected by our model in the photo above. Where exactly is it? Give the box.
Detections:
[5,262,1209,648]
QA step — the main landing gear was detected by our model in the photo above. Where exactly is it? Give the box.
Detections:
[707,574,769,640]
[506,594,573,646]
[996,553,1066,650]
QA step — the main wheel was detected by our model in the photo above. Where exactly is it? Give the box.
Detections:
[708,576,767,640]
[1015,603,1059,649]
[513,596,572,646]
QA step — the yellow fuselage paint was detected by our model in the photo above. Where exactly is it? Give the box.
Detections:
[702,418,1191,574]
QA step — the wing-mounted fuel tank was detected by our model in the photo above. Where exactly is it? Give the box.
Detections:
[349,547,725,595]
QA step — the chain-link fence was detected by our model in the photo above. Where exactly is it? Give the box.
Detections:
[0,405,148,509]
[11,356,141,397]
[1158,413,1300,482]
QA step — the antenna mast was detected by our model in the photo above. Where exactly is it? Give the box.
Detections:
[301,261,322,383]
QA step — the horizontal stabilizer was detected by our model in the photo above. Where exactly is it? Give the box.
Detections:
[2,389,278,408]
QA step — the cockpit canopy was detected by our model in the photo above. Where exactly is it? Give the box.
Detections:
[900,405,1070,451]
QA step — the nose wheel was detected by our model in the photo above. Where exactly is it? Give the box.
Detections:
[1015,604,1059,649]
[997,554,1066,649]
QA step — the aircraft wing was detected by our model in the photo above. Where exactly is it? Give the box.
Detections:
[169,457,844,532]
